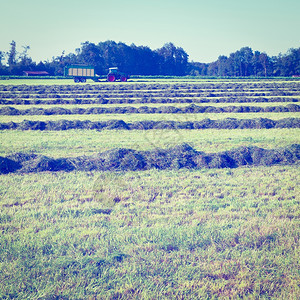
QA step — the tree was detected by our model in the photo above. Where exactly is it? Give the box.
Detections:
[130,44,160,75]
[174,46,189,75]
[282,48,300,76]
[188,62,208,76]
[0,51,5,66]
[258,52,271,77]
[217,55,228,76]
[19,45,34,69]
[0,51,7,75]
[79,42,103,70]
[252,50,261,76]
[8,40,17,67]
[234,47,254,76]
[156,43,189,75]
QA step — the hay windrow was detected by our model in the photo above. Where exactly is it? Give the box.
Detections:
[1,144,299,174]
[1,82,300,106]
[0,117,299,131]
[0,104,299,115]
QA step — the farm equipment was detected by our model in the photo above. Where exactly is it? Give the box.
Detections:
[64,65,129,83]
[107,67,129,82]
[64,65,98,83]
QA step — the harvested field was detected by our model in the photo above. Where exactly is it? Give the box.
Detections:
[0,78,299,299]
[0,81,300,106]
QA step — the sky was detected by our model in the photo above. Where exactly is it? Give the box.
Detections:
[1,0,299,63]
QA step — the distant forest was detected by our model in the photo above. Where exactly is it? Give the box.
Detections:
[0,40,299,77]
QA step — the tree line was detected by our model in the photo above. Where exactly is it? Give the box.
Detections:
[0,40,299,77]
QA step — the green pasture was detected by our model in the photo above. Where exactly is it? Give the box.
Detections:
[1,128,299,158]
[0,166,299,299]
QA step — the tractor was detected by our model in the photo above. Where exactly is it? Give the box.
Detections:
[65,65,130,83]
[107,67,129,82]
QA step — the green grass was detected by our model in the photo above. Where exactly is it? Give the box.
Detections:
[0,166,299,299]
[0,128,299,158]
[0,112,299,123]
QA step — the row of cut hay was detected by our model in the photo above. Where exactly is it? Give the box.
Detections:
[1,144,299,174]
[2,91,300,99]
[0,118,299,131]
[1,104,299,116]
[1,81,299,92]
[1,97,299,105]
[1,89,299,99]
[1,82,299,101]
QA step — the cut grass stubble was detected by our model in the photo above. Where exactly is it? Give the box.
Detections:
[0,128,299,157]
[0,167,299,299]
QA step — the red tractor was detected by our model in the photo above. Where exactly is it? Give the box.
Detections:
[107,67,129,82]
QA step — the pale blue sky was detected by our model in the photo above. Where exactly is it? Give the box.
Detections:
[1,0,299,63]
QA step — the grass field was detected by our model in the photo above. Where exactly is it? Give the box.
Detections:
[0,128,299,158]
[1,167,299,299]
[0,78,299,299]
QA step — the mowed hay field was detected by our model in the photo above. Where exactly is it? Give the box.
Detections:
[0,78,299,299]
